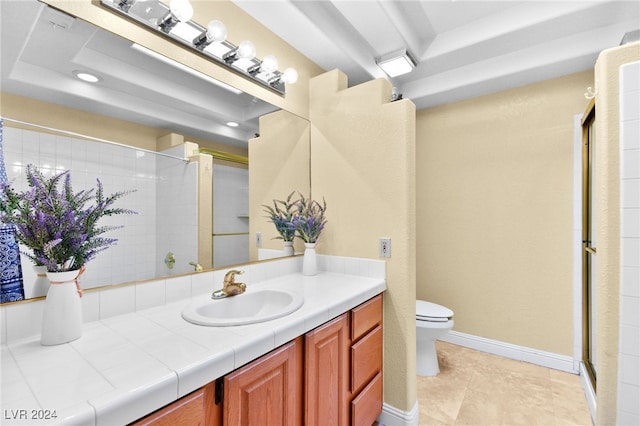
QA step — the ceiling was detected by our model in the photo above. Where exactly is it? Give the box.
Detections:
[1,0,638,148]
[235,0,639,109]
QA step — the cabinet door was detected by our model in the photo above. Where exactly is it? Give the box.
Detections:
[224,337,303,426]
[305,314,350,426]
[132,382,217,426]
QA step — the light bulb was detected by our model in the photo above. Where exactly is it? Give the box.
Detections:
[169,0,193,22]
[237,41,256,60]
[282,68,298,84]
[206,20,227,43]
[261,55,278,73]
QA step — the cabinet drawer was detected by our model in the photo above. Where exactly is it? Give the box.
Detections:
[351,294,382,341]
[351,372,382,426]
[351,325,382,394]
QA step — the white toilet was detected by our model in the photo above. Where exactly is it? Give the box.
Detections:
[416,300,454,376]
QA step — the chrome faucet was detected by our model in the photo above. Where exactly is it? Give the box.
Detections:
[212,270,246,299]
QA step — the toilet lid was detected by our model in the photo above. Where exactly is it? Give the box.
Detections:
[416,300,453,320]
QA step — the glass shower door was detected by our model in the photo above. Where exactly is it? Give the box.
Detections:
[582,99,597,390]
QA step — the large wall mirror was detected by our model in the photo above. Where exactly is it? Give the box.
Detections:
[0,0,310,303]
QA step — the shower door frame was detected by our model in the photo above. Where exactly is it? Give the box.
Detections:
[581,98,597,391]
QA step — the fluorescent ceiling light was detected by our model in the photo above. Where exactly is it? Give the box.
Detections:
[131,43,242,95]
[226,121,239,127]
[377,49,417,78]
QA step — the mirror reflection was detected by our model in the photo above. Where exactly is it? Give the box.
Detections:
[1,123,199,301]
[0,0,306,303]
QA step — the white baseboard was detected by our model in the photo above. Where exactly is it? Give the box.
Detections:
[439,330,578,374]
[377,400,419,426]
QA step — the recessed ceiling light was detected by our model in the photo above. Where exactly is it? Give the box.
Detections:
[73,71,101,83]
[226,121,239,127]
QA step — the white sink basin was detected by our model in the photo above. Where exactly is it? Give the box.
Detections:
[182,288,304,326]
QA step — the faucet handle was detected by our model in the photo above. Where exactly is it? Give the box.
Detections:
[213,270,246,299]
[189,261,203,272]
[224,269,244,284]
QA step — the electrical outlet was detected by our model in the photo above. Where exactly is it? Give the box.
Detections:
[256,232,262,247]
[379,238,391,258]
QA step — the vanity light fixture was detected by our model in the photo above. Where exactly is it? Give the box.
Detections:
[193,20,227,49]
[223,40,256,68]
[159,0,193,33]
[73,70,101,83]
[117,0,135,12]
[282,68,298,84]
[100,0,297,95]
[260,55,278,73]
[268,67,298,86]
[377,49,417,78]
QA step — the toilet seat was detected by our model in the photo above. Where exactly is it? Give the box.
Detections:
[416,300,453,322]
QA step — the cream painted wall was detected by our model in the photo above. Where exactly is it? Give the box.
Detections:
[309,70,417,414]
[1,92,163,151]
[416,70,593,356]
[592,42,640,426]
[249,110,310,260]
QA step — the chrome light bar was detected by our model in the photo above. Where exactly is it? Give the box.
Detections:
[100,0,296,95]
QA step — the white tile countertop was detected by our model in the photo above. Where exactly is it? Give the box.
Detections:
[1,258,386,426]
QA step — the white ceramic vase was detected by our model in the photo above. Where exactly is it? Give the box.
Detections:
[41,270,83,346]
[283,241,294,256]
[31,265,50,299]
[302,243,317,276]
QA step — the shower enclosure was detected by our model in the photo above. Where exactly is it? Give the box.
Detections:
[581,98,597,390]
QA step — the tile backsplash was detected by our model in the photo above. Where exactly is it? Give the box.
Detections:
[0,255,386,344]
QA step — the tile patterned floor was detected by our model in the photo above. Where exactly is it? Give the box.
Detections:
[417,342,593,426]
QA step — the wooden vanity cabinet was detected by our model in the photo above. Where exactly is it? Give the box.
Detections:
[304,294,383,426]
[131,295,382,426]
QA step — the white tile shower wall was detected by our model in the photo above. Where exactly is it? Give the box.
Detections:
[1,255,384,343]
[1,127,194,296]
[618,61,640,425]
[155,156,198,276]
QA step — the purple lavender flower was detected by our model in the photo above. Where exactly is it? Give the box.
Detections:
[262,191,298,242]
[0,164,136,272]
[292,193,327,244]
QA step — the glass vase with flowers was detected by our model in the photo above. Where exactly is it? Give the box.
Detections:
[262,191,298,255]
[293,193,327,276]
